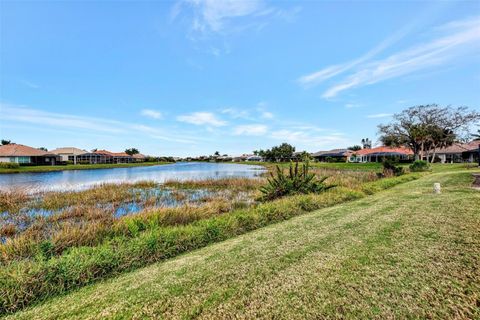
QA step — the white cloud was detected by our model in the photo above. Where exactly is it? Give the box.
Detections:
[366,113,393,119]
[321,16,480,98]
[270,129,350,150]
[298,16,480,99]
[172,0,298,40]
[177,111,227,127]
[260,111,274,119]
[1,103,195,144]
[140,109,163,119]
[233,124,267,136]
[221,107,250,119]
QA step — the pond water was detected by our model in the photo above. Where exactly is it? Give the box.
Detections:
[0,162,266,192]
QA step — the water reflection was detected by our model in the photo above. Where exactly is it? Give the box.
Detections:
[0,162,265,192]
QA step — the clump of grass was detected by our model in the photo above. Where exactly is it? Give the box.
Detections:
[260,162,334,201]
[0,189,29,213]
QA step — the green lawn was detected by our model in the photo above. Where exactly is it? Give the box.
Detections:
[5,169,479,319]
[0,162,172,174]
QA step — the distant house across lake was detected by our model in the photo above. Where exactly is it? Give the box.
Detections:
[434,141,480,163]
[349,146,413,163]
[312,149,353,162]
[50,147,88,164]
[76,150,135,164]
[0,143,58,165]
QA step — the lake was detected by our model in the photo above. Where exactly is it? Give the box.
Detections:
[0,162,266,192]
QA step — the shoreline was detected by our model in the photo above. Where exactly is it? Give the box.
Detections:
[0,161,173,174]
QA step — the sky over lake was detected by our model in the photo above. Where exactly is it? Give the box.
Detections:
[1,0,479,156]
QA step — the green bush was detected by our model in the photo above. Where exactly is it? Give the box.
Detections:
[382,159,404,176]
[0,162,20,169]
[409,160,430,172]
[260,161,334,200]
[0,174,421,315]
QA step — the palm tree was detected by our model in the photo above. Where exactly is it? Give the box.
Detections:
[361,138,372,149]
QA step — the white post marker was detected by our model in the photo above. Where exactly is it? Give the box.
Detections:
[433,183,441,194]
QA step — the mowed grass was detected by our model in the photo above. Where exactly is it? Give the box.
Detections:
[5,169,479,319]
[0,162,172,174]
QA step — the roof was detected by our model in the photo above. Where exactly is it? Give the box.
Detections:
[50,147,88,155]
[132,153,146,159]
[436,141,480,154]
[95,150,132,157]
[0,143,55,157]
[312,149,351,157]
[355,146,414,156]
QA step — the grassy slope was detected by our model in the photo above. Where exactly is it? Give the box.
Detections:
[5,170,480,319]
[0,162,172,174]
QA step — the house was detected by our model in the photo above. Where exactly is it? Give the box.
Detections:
[349,146,413,163]
[75,150,134,164]
[0,143,58,165]
[50,147,88,164]
[246,155,263,162]
[312,149,353,162]
[434,141,480,163]
[132,153,147,162]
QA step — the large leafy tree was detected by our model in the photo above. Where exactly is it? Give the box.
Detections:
[125,148,139,155]
[378,105,480,161]
[254,143,295,162]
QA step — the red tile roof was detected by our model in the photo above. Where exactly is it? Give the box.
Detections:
[355,146,414,156]
[0,144,53,157]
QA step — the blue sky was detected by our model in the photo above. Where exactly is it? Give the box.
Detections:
[1,0,479,156]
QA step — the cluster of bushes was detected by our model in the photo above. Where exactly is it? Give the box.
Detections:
[0,162,20,169]
[409,160,430,172]
[382,159,404,176]
[0,172,422,314]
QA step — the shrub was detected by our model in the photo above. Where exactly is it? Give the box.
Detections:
[382,159,404,176]
[409,160,430,172]
[260,161,334,201]
[0,162,20,169]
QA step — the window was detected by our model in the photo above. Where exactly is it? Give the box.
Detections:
[17,156,31,164]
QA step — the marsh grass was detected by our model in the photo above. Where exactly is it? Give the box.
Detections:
[0,171,425,314]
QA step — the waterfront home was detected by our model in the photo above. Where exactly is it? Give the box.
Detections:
[433,141,480,163]
[349,146,413,163]
[0,143,58,165]
[76,150,134,164]
[312,149,353,162]
[50,147,88,164]
[132,153,147,162]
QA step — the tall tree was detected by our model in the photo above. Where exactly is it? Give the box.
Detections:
[1,139,11,145]
[378,105,480,161]
[125,148,139,155]
[348,145,362,151]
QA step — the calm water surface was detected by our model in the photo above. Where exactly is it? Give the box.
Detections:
[0,162,266,192]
